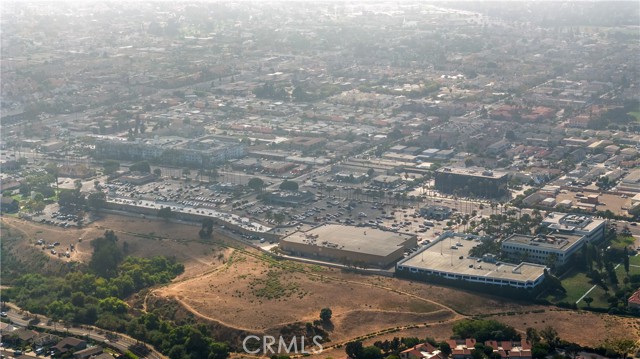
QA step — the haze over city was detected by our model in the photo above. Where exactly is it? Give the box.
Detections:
[1,2,639,359]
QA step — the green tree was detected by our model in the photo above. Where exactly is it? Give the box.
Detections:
[452,319,520,342]
[346,341,364,359]
[539,326,559,349]
[89,230,123,278]
[130,161,151,173]
[279,180,299,191]
[103,160,120,175]
[583,296,593,308]
[200,218,214,239]
[99,297,128,314]
[273,213,286,225]
[169,344,187,359]
[158,207,174,222]
[602,338,639,359]
[45,162,60,190]
[545,253,558,270]
[531,343,549,359]
[464,158,475,167]
[438,342,452,357]
[320,307,332,322]
[208,342,229,359]
[248,177,265,192]
[153,168,162,177]
[88,192,106,210]
[361,346,382,359]
[624,248,630,274]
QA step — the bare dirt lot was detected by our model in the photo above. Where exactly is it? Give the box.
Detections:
[155,249,454,335]
[3,213,639,351]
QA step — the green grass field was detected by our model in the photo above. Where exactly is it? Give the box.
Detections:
[629,111,640,122]
[575,262,640,309]
[545,269,594,304]
[546,259,640,309]
[612,235,636,250]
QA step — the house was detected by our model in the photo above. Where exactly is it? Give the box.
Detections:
[484,341,532,359]
[0,197,19,213]
[400,343,444,359]
[4,328,38,345]
[0,179,21,192]
[0,322,16,335]
[629,289,640,311]
[53,337,87,355]
[34,333,61,347]
[91,353,114,359]
[447,339,476,359]
[73,345,104,359]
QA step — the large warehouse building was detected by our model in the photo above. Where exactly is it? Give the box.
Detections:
[279,224,417,268]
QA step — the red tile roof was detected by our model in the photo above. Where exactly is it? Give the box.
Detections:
[485,341,499,350]
[629,289,640,306]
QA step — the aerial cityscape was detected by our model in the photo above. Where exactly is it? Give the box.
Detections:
[1,1,639,359]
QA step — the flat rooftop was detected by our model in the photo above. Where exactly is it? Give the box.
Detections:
[437,167,508,179]
[106,197,271,233]
[400,235,546,283]
[503,233,584,250]
[282,224,414,257]
[542,212,605,233]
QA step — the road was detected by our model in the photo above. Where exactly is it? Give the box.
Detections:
[3,303,166,359]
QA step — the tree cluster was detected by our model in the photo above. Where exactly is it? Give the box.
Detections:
[452,319,520,342]
[199,218,214,239]
[3,230,205,358]
[279,180,299,192]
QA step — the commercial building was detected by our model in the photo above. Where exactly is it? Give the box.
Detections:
[419,205,453,220]
[397,233,547,290]
[334,172,368,183]
[501,233,585,267]
[434,167,508,199]
[94,136,244,168]
[279,224,417,268]
[372,175,402,188]
[118,171,157,185]
[540,213,606,243]
[502,213,606,266]
[619,169,640,193]
[263,190,314,207]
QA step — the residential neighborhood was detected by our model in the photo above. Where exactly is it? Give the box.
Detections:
[1,1,639,359]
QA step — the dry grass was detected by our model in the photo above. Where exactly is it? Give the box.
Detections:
[4,213,639,350]
[156,249,450,336]
[486,309,640,347]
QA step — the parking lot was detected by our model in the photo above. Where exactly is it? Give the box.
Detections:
[29,203,86,230]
